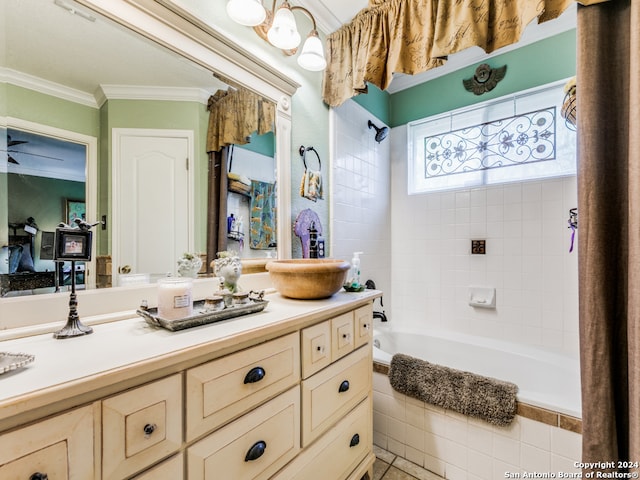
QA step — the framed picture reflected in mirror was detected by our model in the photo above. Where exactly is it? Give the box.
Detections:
[65,199,86,225]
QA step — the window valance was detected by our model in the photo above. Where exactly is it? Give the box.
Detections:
[322,0,603,108]
[206,86,275,153]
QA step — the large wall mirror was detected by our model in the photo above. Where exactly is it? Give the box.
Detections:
[0,0,296,299]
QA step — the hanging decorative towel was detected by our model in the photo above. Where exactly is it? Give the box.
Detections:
[249,180,277,249]
[299,146,323,202]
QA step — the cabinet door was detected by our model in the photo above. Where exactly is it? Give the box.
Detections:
[302,346,371,446]
[0,405,94,479]
[301,320,331,379]
[132,453,183,480]
[353,303,373,349]
[186,332,299,441]
[102,374,182,480]
[187,386,300,480]
[331,312,355,362]
[275,398,372,480]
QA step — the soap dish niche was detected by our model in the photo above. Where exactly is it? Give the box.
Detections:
[468,286,496,309]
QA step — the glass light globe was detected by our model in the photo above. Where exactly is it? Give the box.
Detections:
[226,0,266,27]
[297,32,326,71]
[267,4,301,50]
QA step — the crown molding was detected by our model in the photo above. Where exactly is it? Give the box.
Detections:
[1,68,98,108]
[96,84,210,106]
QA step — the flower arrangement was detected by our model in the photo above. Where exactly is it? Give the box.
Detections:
[177,252,203,278]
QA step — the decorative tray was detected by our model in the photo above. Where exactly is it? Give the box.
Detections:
[137,295,269,332]
[0,352,35,375]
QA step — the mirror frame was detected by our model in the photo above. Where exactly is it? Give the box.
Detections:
[0,0,299,331]
[80,0,299,261]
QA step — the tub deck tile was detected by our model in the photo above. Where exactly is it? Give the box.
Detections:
[374,361,583,434]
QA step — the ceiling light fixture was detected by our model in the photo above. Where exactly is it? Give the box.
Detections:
[226,0,327,72]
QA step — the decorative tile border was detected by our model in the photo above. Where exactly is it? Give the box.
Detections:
[372,360,582,434]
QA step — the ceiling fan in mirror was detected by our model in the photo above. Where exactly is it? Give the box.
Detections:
[7,135,28,165]
[6,136,66,165]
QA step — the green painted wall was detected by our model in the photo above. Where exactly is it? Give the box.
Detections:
[353,83,391,126]
[390,29,577,127]
[237,131,275,158]
[6,85,99,136]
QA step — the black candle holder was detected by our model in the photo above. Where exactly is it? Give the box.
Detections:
[53,260,93,339]
[52,221,98,339]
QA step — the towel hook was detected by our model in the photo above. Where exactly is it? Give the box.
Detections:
[299,145,321,171]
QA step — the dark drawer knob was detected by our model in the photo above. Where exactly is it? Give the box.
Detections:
[245,440,267,462]
[338,380,350,393]
[30,474,48,480]
[244,366,266,384]
[143,423,156,437]
[350,433,360,448]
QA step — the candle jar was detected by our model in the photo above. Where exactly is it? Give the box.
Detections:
[204,295,225,312]
[157,277,193,320]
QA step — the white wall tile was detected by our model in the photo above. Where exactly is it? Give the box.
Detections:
[550,427,582,460]
[386,123,578,354]
[521,444,551,472]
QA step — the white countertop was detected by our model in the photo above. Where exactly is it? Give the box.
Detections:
[0,289,380,427]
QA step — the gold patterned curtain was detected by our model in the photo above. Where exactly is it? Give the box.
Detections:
[322,0,588,107]
[206,87,276,153]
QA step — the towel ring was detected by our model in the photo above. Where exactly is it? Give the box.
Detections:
[299,145,321,171]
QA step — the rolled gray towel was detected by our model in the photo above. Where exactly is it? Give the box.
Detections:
[389,353,518,426]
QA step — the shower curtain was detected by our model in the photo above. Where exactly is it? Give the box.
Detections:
[577,0,640,470]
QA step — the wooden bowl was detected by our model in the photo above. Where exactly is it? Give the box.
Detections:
[266,259,350,299]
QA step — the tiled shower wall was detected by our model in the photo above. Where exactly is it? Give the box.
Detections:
[389,125,579,355]
[330,100,391,310]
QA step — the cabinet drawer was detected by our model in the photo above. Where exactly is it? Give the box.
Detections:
[186,332,299,441]
[274,398,372,480]
[102,374,182,480]
[0,405,94,480]
[132,453,183,479]
[187,386,300,480]
[301,320,331,379]
[302,346,371,446]
[331,312,355,362]
[353,303,373,349]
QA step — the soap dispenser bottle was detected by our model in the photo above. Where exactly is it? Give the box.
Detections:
[345,252,363,289]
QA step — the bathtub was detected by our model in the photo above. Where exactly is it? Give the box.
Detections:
[372,328,581,418]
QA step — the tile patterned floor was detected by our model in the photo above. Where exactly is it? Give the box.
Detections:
[373,445,444,480]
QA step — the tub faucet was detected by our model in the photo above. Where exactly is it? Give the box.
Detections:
[373,311,388,322]
[365,279,387,322]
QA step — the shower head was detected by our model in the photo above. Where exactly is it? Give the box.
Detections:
[368,120,389,143]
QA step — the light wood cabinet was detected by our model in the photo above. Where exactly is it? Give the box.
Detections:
[354,304,374,349]
[275,397,373,480]
[102,374,182,480]
[301,320,331,379]
[132,453,184,480]
[187,386,300,480]
[331,311,355,361]
[186,331,299,441]
[0,405,95,480]
[0,294,377,480]
[302,344,372,446]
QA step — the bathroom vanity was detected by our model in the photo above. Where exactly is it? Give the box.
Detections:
[0,288,379,479]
